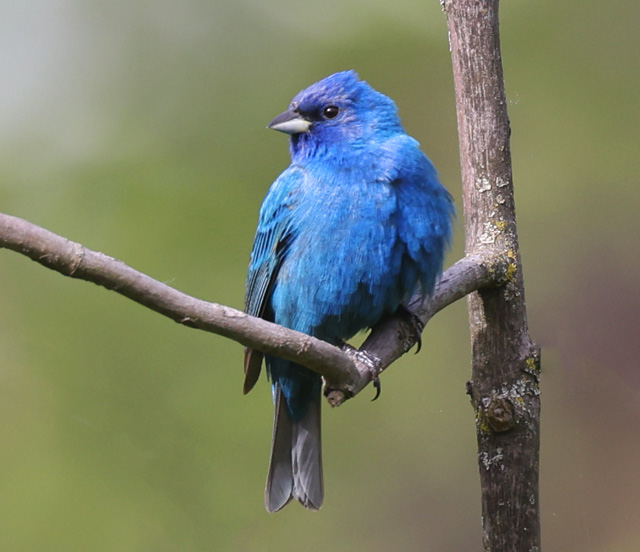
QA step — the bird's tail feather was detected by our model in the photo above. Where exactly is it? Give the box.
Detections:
[265,387,323,513]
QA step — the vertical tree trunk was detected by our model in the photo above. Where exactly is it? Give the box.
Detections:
[442,1,542,550]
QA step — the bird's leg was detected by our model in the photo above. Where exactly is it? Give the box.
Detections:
[396,304,425,354]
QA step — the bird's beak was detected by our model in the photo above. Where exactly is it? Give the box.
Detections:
[267,108,312,135]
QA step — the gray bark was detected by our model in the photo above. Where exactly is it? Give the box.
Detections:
[443,0,542,549]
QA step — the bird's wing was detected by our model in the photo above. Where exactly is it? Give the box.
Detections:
[388,135,455,295]
[243,167,302,394]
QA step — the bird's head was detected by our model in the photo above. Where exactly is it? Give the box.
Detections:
[268,71,402,161]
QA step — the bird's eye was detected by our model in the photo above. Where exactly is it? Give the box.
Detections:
[322,105,340,119]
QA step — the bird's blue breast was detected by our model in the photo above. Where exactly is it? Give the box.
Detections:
[271,136,451,340]
[271,170,401,340]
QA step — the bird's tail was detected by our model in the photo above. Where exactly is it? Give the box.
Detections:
[265,386,323,512]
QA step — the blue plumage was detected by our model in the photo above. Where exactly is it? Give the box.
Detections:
[244,71,454,512]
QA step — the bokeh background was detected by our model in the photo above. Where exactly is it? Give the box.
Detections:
[1,1,639,550]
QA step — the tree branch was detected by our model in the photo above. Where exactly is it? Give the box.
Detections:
[0,212,502,404]
[0,212,356,383]
[443,1,541,550]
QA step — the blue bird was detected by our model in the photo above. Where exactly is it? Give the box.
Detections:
[244,71,454,512]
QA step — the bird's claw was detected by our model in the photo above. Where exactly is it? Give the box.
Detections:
[371,376,381,401]
[338,341,382,401]
[397,304,425,353]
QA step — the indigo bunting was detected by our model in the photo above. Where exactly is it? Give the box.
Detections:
[244,71,454,512]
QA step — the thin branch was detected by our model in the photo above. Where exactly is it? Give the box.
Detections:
[1,212,504,401]
[0,212,356,383]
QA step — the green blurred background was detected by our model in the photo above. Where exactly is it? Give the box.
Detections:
[1,1,639,550]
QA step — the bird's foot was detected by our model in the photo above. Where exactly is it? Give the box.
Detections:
[396,304,425,354]
[337,341,382,401]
